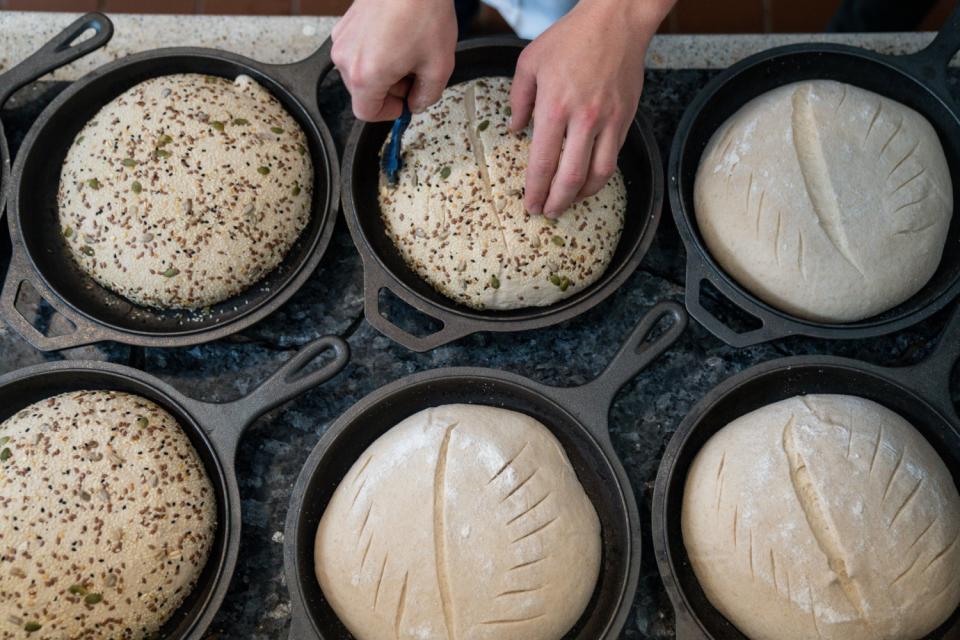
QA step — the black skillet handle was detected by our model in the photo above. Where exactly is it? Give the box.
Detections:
[362,266,472,352]
[890,2,960,98]
[684,254,789,347]
[190,336,350,458]
[551,301,688,440]
[263,38,335,113]
[0,13,113,107]
[888,301,960,424]
[0,247,104,351]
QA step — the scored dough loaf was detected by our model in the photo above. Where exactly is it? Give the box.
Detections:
[0,391,217,640]
[378,77,626,310]
[315,404,601,640]
[682,394,960,640]
[58,73,313,310]
[695,80,953,323]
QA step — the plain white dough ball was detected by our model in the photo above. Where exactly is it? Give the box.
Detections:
[58,73,313,310]
[378,77,626,310]
[695,80,953,323]
[315,404,601,640]
[682,394,960,640]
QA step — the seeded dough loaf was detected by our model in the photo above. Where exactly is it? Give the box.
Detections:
[0,391,217,640]
[682,394,960,640]
[695,80,953,323]
[58,73,312,310]
[315,404,601,640]
[378,77,626,310]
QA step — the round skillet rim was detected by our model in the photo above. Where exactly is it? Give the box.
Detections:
[0,335,350,640]
[342,35,664,352]
[283,301,688,640]
[2,41,340,350]
[652,312,960,639]
[668,28,960,347]
[0,359,234,639]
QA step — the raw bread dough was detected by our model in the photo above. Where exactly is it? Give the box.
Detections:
[59,73,313,310]
[0,391,217,640]
[682,394,960,640]
[695,80,952,323]
[378,77,626,310]
[315,404,601,640]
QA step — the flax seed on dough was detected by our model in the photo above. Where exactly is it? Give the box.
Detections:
[58,73,313,310]
[0,391,217,640]
[378,77,626,311]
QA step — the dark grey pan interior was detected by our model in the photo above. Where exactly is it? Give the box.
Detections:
[653,303,960,639]
[343,36,664,352]
[0,335,349,639]
[669,7,960,346]
[2,39,339,350]
[285,302,688,639]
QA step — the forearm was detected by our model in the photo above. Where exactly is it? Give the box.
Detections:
[576,0,677,43]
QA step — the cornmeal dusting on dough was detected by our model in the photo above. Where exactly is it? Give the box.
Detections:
[0,391,217,640]
[58,73,313,310]
[378,77,626,311]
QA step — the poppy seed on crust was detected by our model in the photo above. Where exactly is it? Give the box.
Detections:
[377,77,626,311]
[0,391,217,640]
[58,73,313,311]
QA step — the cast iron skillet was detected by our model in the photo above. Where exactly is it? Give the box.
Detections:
[0,13,113,213]
[1,34,340,351]
[653,303,960,639]
[343,36,664,352]
[283,301,687,639]
[0,334,349,639]
[669,5,960,347]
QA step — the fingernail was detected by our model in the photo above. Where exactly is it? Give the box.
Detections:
[527,203,541,215]
[410,99,428,113]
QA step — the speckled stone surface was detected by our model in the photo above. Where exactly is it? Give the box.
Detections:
[1,14,959,640]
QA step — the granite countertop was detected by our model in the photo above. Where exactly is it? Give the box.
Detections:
[1,11,958,640]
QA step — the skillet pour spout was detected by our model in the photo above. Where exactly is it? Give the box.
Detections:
[284,301,688,640]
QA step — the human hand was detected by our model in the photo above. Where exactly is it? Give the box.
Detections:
[510,0,675,218]
[331,0,458,121]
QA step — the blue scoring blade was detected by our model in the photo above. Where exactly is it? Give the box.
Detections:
[381,100,413,186]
